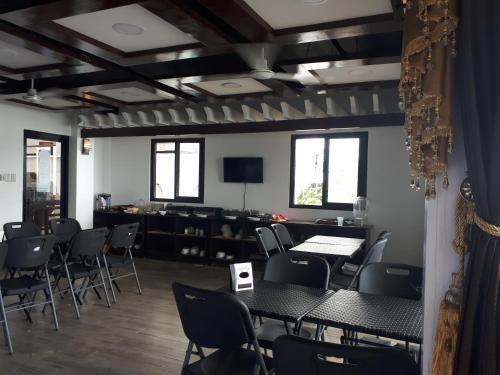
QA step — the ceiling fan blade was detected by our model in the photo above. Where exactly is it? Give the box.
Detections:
[235,43,279,71]
[273,72,320,85]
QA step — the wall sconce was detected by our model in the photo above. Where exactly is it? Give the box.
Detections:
[82,138,92,155]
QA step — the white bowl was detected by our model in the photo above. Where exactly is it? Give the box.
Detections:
[159,211,166,216]
[215,251,226,259]
[180,248,190,255]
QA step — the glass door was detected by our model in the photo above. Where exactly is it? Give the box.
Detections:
[23,130,68,231]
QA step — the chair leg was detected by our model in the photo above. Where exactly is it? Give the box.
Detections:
[45,267,59,331]
[252,340,269,375]
[64,263,80,319]
[18,295,33,323]
[128,247,142,295]
[0,292,13,354]
[96,257,111,308]
[182,341,194,370]
[102,255,117,304]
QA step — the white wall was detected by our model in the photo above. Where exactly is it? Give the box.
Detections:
[97,126,425,266]
[421,128,465,374]
[0,102,71,230]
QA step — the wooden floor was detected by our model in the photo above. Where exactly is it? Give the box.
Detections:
[0,259,341,374]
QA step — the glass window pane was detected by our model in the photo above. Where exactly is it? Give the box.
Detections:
[178,142,200,197]
[156,142,175,152]
[293,138,325,206]
[155,153,175,199]
[328,138,360,204]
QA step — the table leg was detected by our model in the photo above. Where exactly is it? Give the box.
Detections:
[330,256,346,276]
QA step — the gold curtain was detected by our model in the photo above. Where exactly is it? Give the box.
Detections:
[400,0,458,198]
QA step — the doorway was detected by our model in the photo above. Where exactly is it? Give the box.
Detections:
[23,130,69,231]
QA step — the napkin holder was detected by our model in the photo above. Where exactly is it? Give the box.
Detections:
[230,262,253,291]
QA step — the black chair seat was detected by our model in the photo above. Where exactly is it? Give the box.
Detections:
[329,272,355,290]
[183,348,272,375]
[103,255,133,268]
[255,320,315,349]
[0,275,48,296]
[62,263,100,279]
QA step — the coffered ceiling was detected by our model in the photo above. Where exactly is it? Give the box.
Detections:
[0,0,404,133]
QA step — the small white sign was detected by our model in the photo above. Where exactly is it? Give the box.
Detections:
[230,262,254,292]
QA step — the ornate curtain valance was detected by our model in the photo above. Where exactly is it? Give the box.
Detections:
[400,0,458,198]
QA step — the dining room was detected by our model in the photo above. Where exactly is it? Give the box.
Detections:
[0,1,498,375]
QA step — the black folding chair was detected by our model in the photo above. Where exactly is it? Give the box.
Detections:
[52,228,111,319]
[330,237,389,291]
[0,235,59,354]
[49,218,82,245]
[173,282,270,375]
[273,335,418,375]
[3,222,41,240]
[255,252,330,350]
[358,262,423,300]
[270,223,294,252]
[101,223,141,304]
[351,262,423,357]
[255,227,282,259]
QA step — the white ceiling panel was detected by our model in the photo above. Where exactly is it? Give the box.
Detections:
[54,4,198,53]
[190,77,272,96]
[242,0,393,29]
[95,87,167,102]
[0,40,60,69]
[313,63,401,84]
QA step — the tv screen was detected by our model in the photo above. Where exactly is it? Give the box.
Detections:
[224,157,263,183]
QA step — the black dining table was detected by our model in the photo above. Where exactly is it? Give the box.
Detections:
[303,289,423,344]
[225,280,334,324]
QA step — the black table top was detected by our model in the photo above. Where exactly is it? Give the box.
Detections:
[228,280,334,324]
[304,290,423,344]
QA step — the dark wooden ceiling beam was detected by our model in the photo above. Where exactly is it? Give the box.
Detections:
[0,1,61,14]
[272,14,402,44]
[81,113,404,138]
[0,19,195,100]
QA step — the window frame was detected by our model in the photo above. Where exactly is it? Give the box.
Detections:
[150,138,205,203]
[289,132,368,211]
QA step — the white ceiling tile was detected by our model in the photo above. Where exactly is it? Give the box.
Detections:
[54,4,198,53]
[243,0,393,29]
[190,77,272,96]
[0,40,60,69]
[313,63,401,84]
[95,87,166,102]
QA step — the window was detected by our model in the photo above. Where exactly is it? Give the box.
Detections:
[150,138,204,203]
[290,132,368,210]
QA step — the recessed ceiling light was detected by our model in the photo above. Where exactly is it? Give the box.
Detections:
[112,23,145,36]
[349,68,373,77]
[303,0,329,5]
[220,82,242,89]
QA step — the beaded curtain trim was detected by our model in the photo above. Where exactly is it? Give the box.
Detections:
[400,0,458,198]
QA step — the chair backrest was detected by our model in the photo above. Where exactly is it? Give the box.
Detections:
[0,242,8,269]
[364,238,388,265]
[3,221,41,240]
[377,230,392,241]
[68,227,108,259]
[358,262,423,300]
[273,335,419,375]
[172,283,256,349]
[263,252,330,290]
[50,218,82,243]
[108,222,139,249]
[5,235,55,269]
[271,223,294,251]
[255,227,282,258]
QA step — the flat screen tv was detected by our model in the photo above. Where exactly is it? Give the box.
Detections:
[223,157,263,183]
